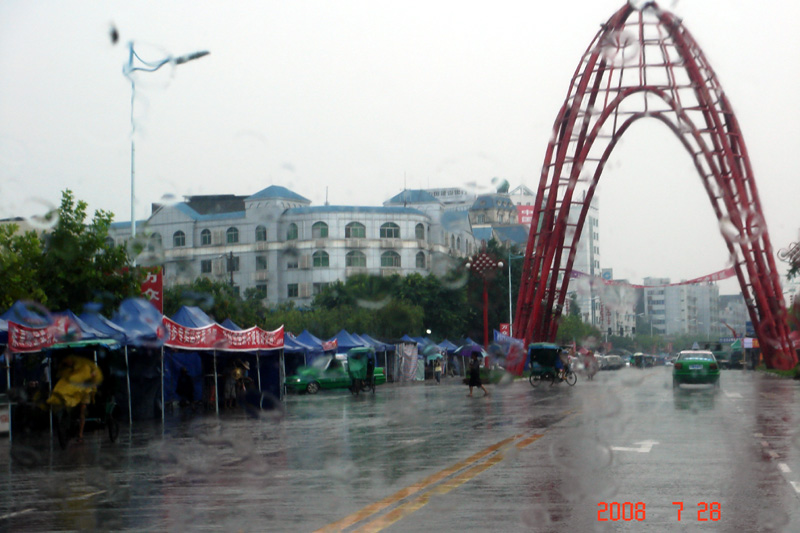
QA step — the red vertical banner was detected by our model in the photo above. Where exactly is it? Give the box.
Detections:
[499,323,511,336]
[141,266,163,313]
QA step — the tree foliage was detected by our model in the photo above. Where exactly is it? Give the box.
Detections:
[0,224,46,310]
[0,190,140,314]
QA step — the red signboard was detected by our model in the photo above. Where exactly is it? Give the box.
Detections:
[517,205,536,226]
[141,266,163,313]
[499,323,511,336]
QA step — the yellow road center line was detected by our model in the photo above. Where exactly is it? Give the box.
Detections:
[315,434,523,533]
[354,434,544,532]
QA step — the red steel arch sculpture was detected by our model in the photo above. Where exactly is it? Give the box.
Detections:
[514,2,797,369]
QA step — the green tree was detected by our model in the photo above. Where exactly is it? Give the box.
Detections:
[554,314,601,345]
[0,224,46,309]
[37,190,140,314]
[0,190,139,314]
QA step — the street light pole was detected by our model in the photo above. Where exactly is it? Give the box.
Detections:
[123,43,209,239]
[466,252,503,361]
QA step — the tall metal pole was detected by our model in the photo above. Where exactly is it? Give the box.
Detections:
[507,250,513,336]
[129,68,137,239]
[124,43,209,240]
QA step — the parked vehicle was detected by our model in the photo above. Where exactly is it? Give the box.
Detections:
[284,354,386,394]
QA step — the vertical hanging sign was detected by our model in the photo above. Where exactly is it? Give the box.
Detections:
[141,266,163,313]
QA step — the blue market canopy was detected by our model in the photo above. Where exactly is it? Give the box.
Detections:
[438,339,459,353]
[171,306,216,328]
[359,333,395,352]
[80,312,128,343]
[330,329,368,353]
[297,329,325,350]
[111,298,166,348]
[220,318,241,330]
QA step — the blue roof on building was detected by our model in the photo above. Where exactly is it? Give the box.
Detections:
[441,210,471,231]
[173,203,246,221]
[472,227,493,242]
[471,194,515,210]
[247,185,310,203]
[493,225,530,245]
[285,205,425,216]
[385,189,440,205]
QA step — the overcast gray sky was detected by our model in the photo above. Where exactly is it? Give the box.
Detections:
[1,0,798,294]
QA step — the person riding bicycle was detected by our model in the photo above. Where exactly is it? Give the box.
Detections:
[555,349,569,381]
[47,355,103,443]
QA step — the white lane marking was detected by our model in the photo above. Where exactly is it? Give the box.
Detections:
[724,391,742,398]
[779,463,791,473]
[761,441,770,448]
[0,508,34,520]
[754,433,764,438]
[768,450,780,459]
[791,482,800,494]
[611,440,659,453]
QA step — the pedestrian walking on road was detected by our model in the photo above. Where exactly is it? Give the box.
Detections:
[467,353,488,397]
[434,359,442,384]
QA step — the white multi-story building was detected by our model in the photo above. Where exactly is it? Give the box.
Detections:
[643,277,721,337]
[109,186,477,307]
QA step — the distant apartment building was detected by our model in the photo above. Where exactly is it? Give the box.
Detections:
[643,277,722,337]
[109,186,478,307]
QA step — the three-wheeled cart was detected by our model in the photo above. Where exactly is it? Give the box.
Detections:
[346,347,377,396]
[528,343,576,387]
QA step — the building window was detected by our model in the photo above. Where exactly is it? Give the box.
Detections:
[346,250,366,267]
[416,251,425,268]
[345,222,366,239]
[288,283,299,298]
[312,221,328,238]
[256,256,267,271]
[415,223,425,240]
[173,231,186,247]
[148,233,162,251]
[457,237,461,250]
[227,255,240,272]
[286,223,298,241]
[201,259,212,273]
[226,227,239,244]
[256,225,267,242]
[287,257,298,269]
[313,282,329,295]
[312,250,329,268]
[201,229,211,246]
[477,214,485,224]
[381,251,401,268]
[254,284,267,299]
[380,222,400,239]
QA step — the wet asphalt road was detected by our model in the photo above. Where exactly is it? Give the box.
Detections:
[2,367,800,532]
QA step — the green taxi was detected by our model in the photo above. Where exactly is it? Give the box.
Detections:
[672,350,720,388]
[284,355,386,394]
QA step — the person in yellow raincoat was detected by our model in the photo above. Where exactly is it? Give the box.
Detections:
[47,355,103,442]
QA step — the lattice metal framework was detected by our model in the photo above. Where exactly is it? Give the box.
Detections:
[514,2,797,369]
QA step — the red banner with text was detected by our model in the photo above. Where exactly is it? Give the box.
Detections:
[163,318,284,351]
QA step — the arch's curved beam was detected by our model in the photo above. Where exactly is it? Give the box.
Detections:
[515,3,796,368]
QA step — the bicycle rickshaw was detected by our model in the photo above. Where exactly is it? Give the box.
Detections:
[528,343,577,387]
[346,347,377,396]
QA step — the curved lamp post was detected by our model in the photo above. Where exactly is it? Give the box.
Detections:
[466,252,503,361]
[123,43,210,239]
